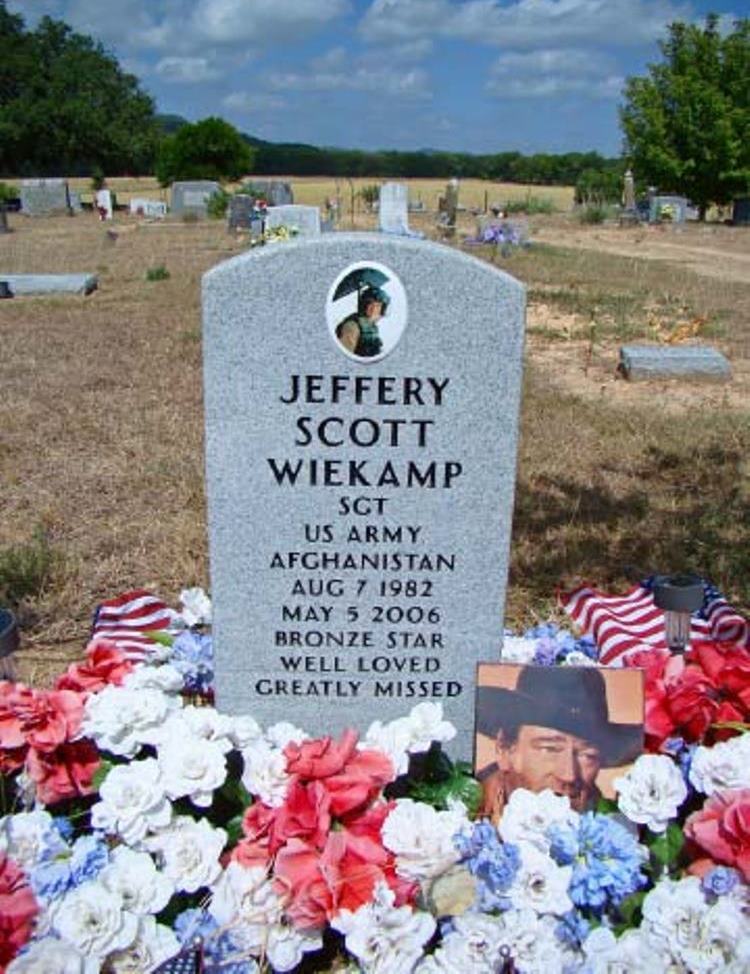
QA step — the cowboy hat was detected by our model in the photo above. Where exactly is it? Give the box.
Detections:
[476,665,642,768]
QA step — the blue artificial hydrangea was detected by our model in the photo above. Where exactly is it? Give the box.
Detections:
[454,822,521,911]
[52,816,74,841]
[170,630,214,694]
[549,812,647,914]
[519,623,598,666]
[663,737,695,787]
[30,834,109,901]
[555,909,591,949]
[701,866,740,898]
[174,909,259,974]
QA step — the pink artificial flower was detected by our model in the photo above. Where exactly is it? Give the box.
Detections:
[324,748,395,817]
[271,780,331,851]
[0,854,38,972]
[25,739,100,806]
[284,729,359,780]
[3,684,83,754]
[685,788,750,881]
[274,837,333,929]
[55,639,134,694]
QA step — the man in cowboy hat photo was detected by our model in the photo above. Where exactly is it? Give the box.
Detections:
[475,665,642,821]
[335,285,389,359]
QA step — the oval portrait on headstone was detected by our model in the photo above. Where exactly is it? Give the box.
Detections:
[326,261,408,363]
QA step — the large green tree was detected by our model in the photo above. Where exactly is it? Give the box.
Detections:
[0,2,159,176]
[155,117,254,185]
[620,15,750,217]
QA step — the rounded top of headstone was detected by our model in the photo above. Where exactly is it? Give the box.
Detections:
[203,232,525,297]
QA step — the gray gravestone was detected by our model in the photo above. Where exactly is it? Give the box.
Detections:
[266,204,321,237]
[129,198,167,218]
[0,274,98,296]
[68,191,82,213]
[20,179,70,216]
[244,180,294,206]
[649,195,688,224]
[171,181,221,217]
[228,195,260,231]
[378,183,423,238]
[203,233,525,753]
[619,345,731,381]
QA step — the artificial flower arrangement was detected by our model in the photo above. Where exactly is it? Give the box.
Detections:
[1,592,750,973]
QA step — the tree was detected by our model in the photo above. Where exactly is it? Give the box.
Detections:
[620,15,750,217]
[155,117,254,186]
[0,3,160,176]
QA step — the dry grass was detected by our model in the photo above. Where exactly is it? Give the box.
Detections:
[1,194,748,685]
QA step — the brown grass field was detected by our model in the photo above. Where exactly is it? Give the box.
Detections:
[1,176,748,686]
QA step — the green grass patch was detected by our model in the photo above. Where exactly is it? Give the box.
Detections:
[146,265,170,282]
[0,529,62,607]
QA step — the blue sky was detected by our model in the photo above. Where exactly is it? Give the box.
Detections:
[9,0,742,155]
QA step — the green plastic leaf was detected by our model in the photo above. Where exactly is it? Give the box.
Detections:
[146,630,174,647]
[595,797,619,815]
[92,759,114,791]
[649,822,684,866]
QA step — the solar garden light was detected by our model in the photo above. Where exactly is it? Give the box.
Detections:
[0,608,20,680]
[653,574,704,654]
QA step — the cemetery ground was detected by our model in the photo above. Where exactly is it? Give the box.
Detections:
[1,177,749,687]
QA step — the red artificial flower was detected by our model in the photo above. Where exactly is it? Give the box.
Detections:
[0,854,38,972]
[324,748,395,817]
[2,684,84,754]
[274,837,333,929]
[271,780,331,851]
[55,639,134,695]
[25,739,100,806]
[685,788,750,881]
[232,801,276,869]
[284,729,359,780]
[665,666,720,743]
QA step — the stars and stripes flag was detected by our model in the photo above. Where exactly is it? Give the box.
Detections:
[90,588,177,660]
[561,578,750,666]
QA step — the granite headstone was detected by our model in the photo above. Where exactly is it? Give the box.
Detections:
[20,179,70,216]
[1,274,98,296]
[130,198,167,218]
[378,183,423,238]
[228,195,261,232]
[202,233,526,753]
[266,204,321,237]
[244,180,294,206]
[619,345,731,381]
[649,195,688,224]
[171,181,221,217]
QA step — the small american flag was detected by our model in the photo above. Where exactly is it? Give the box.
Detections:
[90,589,177,660]
[153,940,204,974]
[561,578,750,665]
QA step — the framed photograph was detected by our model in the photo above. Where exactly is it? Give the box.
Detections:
[475,663,644,822]
[326,260,408,363]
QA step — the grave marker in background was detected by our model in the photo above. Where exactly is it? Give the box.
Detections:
[378,183,423,238]
[203,234,525,753]
[130,198,167,218]
[20,179,70,216]
[620,345,731,381]
[171,181,220,218]
[266,204,321,237]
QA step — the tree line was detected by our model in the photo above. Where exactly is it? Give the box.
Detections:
[1,2,747,215]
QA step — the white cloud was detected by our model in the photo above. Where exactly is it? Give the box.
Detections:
[487,47,623,98]
[359,0,693,49]
[155,56,223,83]
[189,0,350,44]
[223,91,287,113]
[269,64,431,98]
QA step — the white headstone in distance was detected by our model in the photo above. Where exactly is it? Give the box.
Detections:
[266,204,321,237]
[95,189,113,220]
[378,183,422,238]
[129,198,167,218]
[202,233,526,754]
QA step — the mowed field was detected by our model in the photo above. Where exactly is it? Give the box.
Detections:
[1,176,749,686]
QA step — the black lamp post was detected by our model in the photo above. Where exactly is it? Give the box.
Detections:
[653,574,704,654]
[0,608,19,679]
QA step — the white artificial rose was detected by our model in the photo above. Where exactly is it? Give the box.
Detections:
[560,650,597,666]
[82,685,180,757]
[179,586,212,627]
[265,721,307,749]
[157,706,236,753]
[583,927,667,973]
[332,882,436,974]
[614,754,687,833]
[103,915,180,974]
[404,702,456,752]
[90,758,171,845]
[100,846,174,915]
[382,799,469,881]
[146,816,226,893]
[266,925,324,973]
[507,843,572,916]
[643,875,750,973]
[50,884,138,959]
[690,734,750,795]
[241,740,290,807]
[500,636,538,664]
[0,810,66,871]
[157,734,227,806]
[122,663,184,694]
[361,717,414,776]
[499,788,579,853]
[229,713,263,748]
[6,938,94,974]
[209,862,283,954]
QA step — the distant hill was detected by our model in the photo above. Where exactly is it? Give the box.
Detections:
[155,114,190,135]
